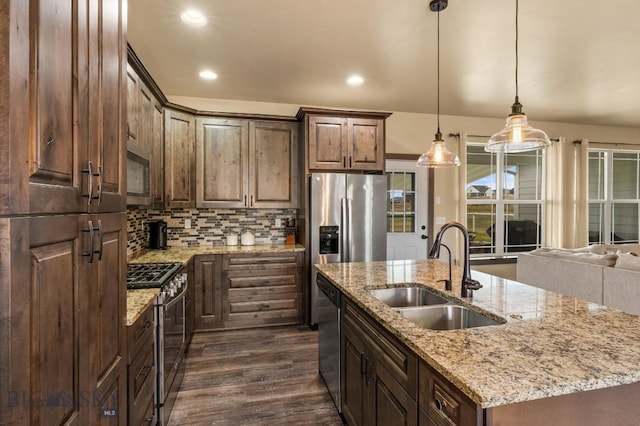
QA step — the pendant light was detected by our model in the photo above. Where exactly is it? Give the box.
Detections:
[485,0,550,153]
[417,0,460,168]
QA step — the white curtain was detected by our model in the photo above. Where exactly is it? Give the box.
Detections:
[544,137,589,248]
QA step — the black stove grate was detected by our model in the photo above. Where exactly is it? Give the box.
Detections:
[126,262,182,289]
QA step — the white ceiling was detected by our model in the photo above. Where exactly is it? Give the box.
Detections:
[127,0,640,128]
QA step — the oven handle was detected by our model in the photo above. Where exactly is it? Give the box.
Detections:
[164,281,188,311]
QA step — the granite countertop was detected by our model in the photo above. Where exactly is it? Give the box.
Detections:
[315,259,640,409]
[128,244,305,266]
[126,288,159,326]
[126,244,305,326]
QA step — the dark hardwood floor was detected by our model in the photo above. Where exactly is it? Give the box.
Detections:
[168,325,345,425]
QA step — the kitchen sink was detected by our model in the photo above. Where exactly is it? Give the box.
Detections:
[396,305,505,330]
[368,286,450,307]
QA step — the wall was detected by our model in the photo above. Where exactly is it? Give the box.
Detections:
[170,94,640,224]
[127,206,297,258]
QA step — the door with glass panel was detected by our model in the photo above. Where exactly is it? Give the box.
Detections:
[386,160,428,260]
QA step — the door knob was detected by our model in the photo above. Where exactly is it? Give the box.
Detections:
[421,235,428,239]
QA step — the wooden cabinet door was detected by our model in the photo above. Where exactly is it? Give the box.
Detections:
[308,116,348,170]
[342,320,368,426]
[348,118,385,171]
[2,215,83,425]
[249,121,299,208]
[2,213,125,425]
[1,0,87,215]
[84,212,127,425]
[195,118,249,208]
[165,109,195,208]
[194,255,223,329]
[87,0,126,214]
[150,102,165,207]
[370,360,418,426]
[126,63,140,149]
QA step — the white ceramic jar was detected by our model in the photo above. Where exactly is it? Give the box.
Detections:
[226,234,238,246]
[241,229,255,246]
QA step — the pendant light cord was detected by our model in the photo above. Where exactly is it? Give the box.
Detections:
[515,0,519,102]
[436,8,441,136]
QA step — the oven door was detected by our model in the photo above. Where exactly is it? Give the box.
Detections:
[158,285,187,424]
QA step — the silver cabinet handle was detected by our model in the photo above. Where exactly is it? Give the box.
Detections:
[83,161,94,205]
[96,165,103,206]
[82,221,95,263]
[96,219,103,261]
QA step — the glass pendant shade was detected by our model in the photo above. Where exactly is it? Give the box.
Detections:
[417,133,461,168]
[485,112,551,153]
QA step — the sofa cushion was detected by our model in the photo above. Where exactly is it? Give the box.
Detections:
[529,247,618,267]
[614,252,640,271]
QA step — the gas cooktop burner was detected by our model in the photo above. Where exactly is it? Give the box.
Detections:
[127,262,182,289]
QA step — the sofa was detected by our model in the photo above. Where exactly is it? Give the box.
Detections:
[517,244,640,315]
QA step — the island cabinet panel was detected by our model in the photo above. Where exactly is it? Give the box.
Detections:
[341,299,418,426]
[1,0,126,216]
[222,252,304,328]
[195,118,298,209]
[298,108,390,173]
[419,361,482,426]
[127,302,156,426]
[165,109,196,208]
[194,255,224,330]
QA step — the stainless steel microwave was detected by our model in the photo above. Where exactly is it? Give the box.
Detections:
[126,142,150,205]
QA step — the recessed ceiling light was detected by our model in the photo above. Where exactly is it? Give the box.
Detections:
[199,70,218,80]
[346,75,364,86]
[181,9,207,26]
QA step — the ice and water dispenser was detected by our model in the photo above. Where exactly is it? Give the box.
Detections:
[319,226,339,254]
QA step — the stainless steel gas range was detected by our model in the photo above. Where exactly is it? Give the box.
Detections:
[127,262,188,426]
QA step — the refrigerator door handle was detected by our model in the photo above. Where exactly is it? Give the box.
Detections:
[341,198,349,262]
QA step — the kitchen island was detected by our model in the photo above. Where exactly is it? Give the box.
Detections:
[316,259,640,425]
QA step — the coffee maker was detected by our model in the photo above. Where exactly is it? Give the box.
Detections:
[148,220,168,249]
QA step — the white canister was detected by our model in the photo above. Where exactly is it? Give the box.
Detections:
[241,229,255,246]
[226,234,238,246]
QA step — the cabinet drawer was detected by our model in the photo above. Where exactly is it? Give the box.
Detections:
[419,361,480,426]
[128,303,155,363]
[223,252,303,271]
[343,300,417,398]
[227,292,301,322]
[128,334,155,426]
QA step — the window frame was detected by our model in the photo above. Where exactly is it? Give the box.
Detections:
[465,142,546,257]
[588,149,640,244]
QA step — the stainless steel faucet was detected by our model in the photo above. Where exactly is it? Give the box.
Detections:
[428,221,482,297]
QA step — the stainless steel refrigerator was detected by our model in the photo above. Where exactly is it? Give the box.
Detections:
[310,173,387,325]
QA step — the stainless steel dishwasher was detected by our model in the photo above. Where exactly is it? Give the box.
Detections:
[317,273,342,413]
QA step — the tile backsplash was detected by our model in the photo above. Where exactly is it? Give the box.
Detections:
[127,206,297,258]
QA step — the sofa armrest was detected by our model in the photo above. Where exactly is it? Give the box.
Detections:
[603,268,640,315]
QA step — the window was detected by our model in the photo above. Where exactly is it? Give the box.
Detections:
[588,150,640,244]
[466,143,544,255]
[386,171,416,233]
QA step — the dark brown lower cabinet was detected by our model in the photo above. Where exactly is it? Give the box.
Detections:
[0,213,127,425]
[419,361,481,426]
[127,303,156,426]
[342,299,418,426]
[222,252,304,328]
[194,255,223,329]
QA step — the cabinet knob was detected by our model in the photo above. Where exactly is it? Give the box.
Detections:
[435,397,447,411]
